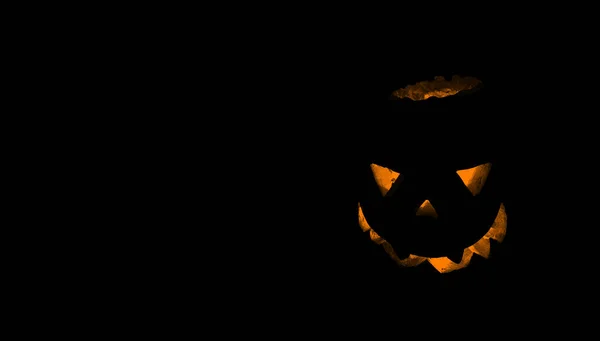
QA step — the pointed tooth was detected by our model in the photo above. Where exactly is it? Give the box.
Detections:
[470,238,491,259]
[446,250,465,264]
[381,242,410,260]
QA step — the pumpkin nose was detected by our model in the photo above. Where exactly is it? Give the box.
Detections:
[416,200,437,218]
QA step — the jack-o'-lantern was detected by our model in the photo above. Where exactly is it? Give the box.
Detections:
[358,75,507,274]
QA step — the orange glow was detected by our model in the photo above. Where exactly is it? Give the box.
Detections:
[457,163,492,196]
[370,164,400,196]
[358,162,506,274]
[391,75,482,101]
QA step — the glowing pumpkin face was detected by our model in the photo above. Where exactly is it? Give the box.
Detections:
[357,75,506,274]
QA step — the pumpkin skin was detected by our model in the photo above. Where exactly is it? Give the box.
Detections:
[357,76,507,274]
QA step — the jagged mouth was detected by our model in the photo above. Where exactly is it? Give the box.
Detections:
[358,202,507,274]
[357,162,507,274]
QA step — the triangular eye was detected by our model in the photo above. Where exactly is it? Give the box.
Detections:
[370,164,402,196]
[456,163,492,196]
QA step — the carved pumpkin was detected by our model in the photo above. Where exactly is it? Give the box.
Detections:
[357,76,507,274]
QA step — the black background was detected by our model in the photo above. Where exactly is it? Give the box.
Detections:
[247,52,595,303]
[24,5,600,327]
[137,26,598,313]
[171,54,593,307]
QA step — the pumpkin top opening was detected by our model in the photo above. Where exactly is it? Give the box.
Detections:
[391,75,482,101]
